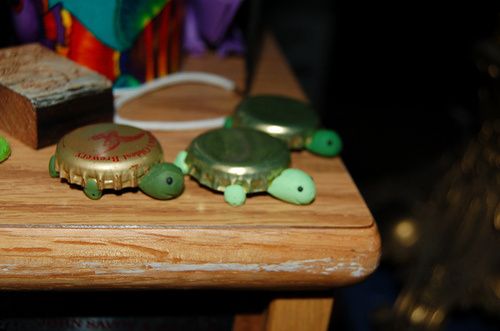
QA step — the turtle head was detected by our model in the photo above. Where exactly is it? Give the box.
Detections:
[268,169,316,205]
[139,163,184,200]
[306,129,342,157]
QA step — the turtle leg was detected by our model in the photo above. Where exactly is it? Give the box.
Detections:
[84,179,103,200]
[49,155,59,178]
[174,151,189,175]
[224,184,246,206]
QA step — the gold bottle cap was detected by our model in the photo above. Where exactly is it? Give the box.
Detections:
[186,128,290,193]
[234,95,319,148]
[54,123,163,190]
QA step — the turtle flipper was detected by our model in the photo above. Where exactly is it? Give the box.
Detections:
[84,179,103,200]
[49,155,59,178]
[174,151,189,175]
[224,184,246,206]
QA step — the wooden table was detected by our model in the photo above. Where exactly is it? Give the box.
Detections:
[0,36,380,331]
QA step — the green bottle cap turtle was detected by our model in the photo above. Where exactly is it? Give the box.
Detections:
[0,136,11,163]
[174,127,316,206]
[49,123,184,200]
[225,95,342,157]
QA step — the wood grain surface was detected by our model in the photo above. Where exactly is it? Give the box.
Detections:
[0,36,380,290]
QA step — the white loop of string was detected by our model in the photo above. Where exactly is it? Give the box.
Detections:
[113,72,238,131]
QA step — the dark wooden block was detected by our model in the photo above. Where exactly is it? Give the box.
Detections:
[0,43,114,149]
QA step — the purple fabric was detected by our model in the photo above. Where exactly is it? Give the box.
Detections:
[51,4,66,45]
[10,0,43,43]
[193,0,243,45]
[217,27,245,56]
[183,1,207,55]
[183,0,245,56]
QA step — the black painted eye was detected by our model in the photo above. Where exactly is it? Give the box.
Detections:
[166,177,173,185]
[297,186,303,192]
[327,140,332,146]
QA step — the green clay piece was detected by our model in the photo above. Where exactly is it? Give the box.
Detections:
[231,95,343,157]
[50,123,184,200]
[306,129,343,157]
[138,163,184,200]
[49,155,59,178]
[114,74,141,88]
[223,116,233,128]
[84,179,103,200]
[0,136,11,163]
[174,150,189,175]
[177,127,316,206]
[224,184,246,206]
[268,168,316,205]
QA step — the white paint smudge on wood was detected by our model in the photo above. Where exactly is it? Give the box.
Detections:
[86,258,368,278]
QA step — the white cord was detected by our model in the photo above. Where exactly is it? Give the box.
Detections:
[113,71,238,131]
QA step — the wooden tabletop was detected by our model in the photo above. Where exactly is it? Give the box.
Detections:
[0,36,380,290]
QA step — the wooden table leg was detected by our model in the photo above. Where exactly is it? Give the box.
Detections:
[233,297,334,331]
[265,297,334,331]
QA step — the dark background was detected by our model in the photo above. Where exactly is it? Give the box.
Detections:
[1,0,499,330]
[264,1,499,330]
[264,0,495,181]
